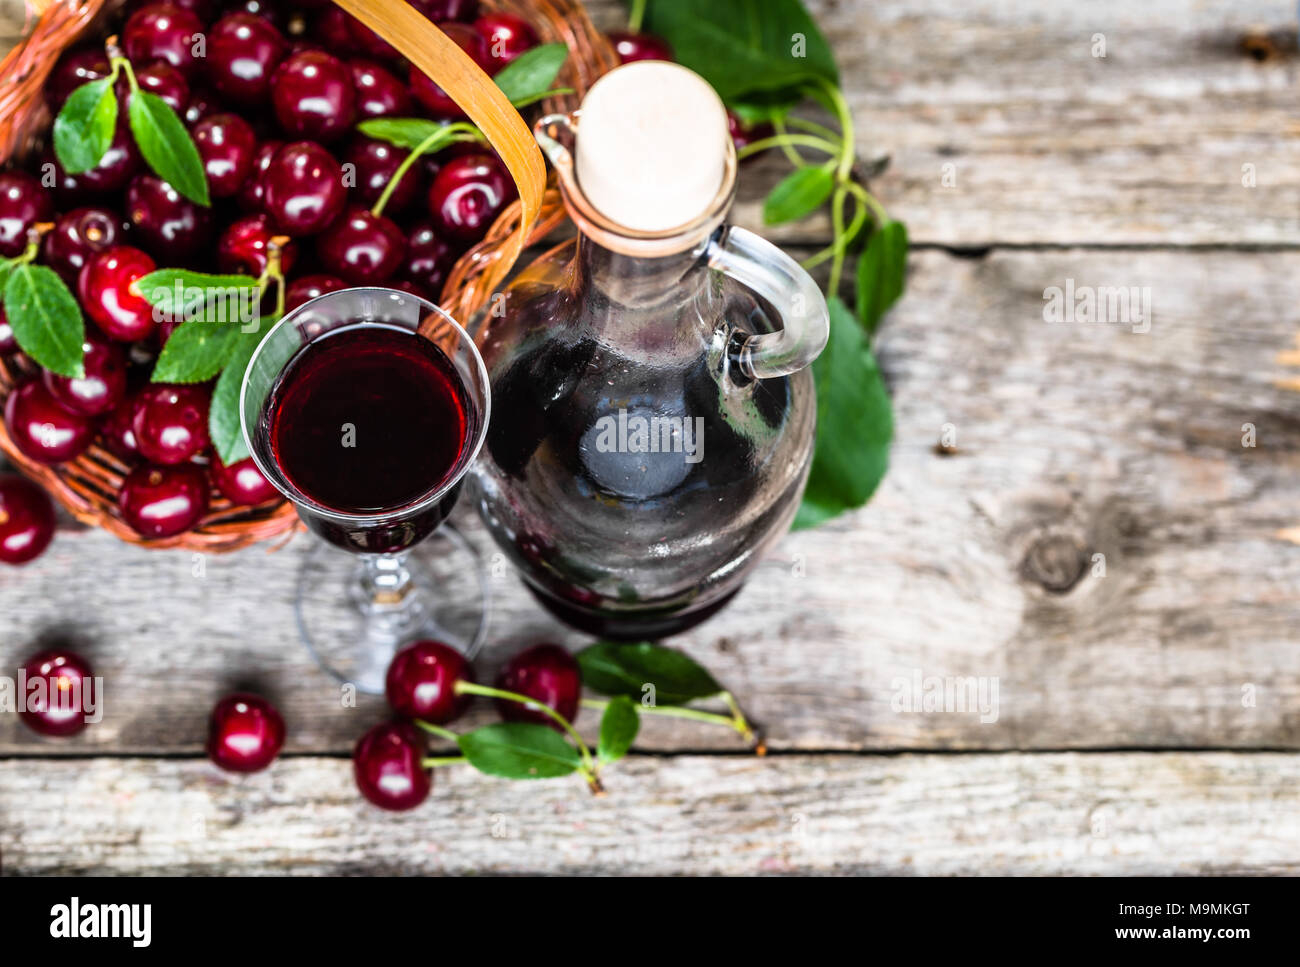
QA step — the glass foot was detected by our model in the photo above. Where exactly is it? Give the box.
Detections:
[295,523,489,694]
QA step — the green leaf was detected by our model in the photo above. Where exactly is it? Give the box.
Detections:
[793,296,893,530]
[136,269,258,325]
[597,696,640,764]
[576,642,721,706]
[493,43,568,105]
[728,98,792,126]
[127,89,209,206]
[643,0,839,104]
[3,264,85,378]
[357,117,465,152]
[209,317,274,465]
[53,78,118,175]
[856,220,908,338]
[763,166,834,225]
[457,723,582,779]
[152,322,239,384]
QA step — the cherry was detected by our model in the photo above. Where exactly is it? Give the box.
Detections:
[608,31,673,64]
[125,174,213,260]
[411,0,479,22]
[353,721,431,811]
[182,86,220,126]
[0,171,53,259]
[237,138,285,213]
[316,206,405,284]
[192,112,257,197]
[132,383,210,465]
[271,49,356,142]
[45,47,111,108]
[0,473,56,565]
[409,23,489,120]
[3,381,97,465]
[426,152,516,244]
[349,58,411,119]
[284,273,346,312]
[475,13,538,72]
[102,395,141,460]
[312,7,357,55]
[727,109,774,159]
[42,334,127,418]
[227,0,286,28]
[402,221,457,296]
[19,649,95,737]
[344,12,403,61]
[41,207,129,286]
[127,0,213,19]
[264,141,346,236]
[207,692,286,772]
[79,246,156,342]
[217,213,297,277]
[119,463,209,537]
[123,3,204,77]
[0,307,16,354]
[46,125,142,201]
[206,12,288,104]
[389,279,432,301]
[494,643,581,729]
[345,136,421,213]
[386,640,474,724]
[211,453,279,505]
[125,60,191,113]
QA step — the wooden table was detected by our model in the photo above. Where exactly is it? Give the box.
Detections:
[4,0,1300,875]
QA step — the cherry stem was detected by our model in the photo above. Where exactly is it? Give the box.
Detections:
[413,720,460,743]
[421,756,466,768]
[580,697,746,735]
[627,0,647,32]
[370,124,482,219]
[737,132,839,162]
[454,680,597,772]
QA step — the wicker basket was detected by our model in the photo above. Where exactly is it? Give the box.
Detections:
[0,0,616,551]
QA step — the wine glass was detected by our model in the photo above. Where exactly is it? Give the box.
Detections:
[240,287,491,693]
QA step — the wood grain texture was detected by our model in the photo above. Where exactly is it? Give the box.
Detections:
[3,249,1297,755]
[2,753,1297,875]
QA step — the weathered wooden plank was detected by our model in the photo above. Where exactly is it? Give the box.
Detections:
[3,248,1298,754]
[2,752,1296,874]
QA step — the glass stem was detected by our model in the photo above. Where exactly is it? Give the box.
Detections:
[361,552,414,605]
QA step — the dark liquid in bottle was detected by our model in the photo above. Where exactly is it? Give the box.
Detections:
[269,323,472,553]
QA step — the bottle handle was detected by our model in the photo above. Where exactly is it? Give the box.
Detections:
[705,227,829,380]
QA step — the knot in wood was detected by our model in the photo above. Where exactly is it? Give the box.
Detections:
[1022,534,1086,593]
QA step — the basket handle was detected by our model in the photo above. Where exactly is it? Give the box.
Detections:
[333,0,547,299]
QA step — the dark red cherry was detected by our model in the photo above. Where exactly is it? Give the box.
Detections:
[264,141,346,236]
[182,86,220,126]
[409,23,489,120]
[475,13,538,72]
[211,453,279,505]
[727,109,774,159]
[494,643,581,730]
[345,136,421,213]
[226,0,286,28]
[344,12,403,60]
[386,639,474,724]
[411,0,478,22]
[402,221,457,295]
[46,125,141,202]
[608,31,673,64]
[124,60,191,112]
[102,396,140,460]
[237,138,285,213]
[19,649,95,736]
[119,463,209,537]
[316,206,406,284]
[0,306,16,354]
[271,49,356,142]
[207,692,286,772]
[123,3,204,76]
[283,273,346,312]
[192,112,257,197]
[353,721,431,811]
[312,7,357,55]
[42,207,128,286]
[207,12,288,103]
[217,213,298,277]
[126,0,213,19]
[125,174,212,260]
[348,58,410,118]
[79,245,157,342]
[426,152,516,243]
[42,334,127,418]
[0,474,56,565]
[0,171,53,259]
[389,279,432,301]
[132,383,210,465]
[3,381,96,465]
[45,47,111,108]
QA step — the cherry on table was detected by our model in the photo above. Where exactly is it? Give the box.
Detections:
[206,12,288,104]
[271,49,356,143]
[237,138,285,213]
[263,141,347,236]
[0,171,53,259]
[42,333,128,418]
[284,273,346,312]
[211,453,279,505]
[4,381,97,465]
[126,174,213,260]
[217,213,298,277]
[132,383,211,465]
[426,152,517,244]
[349,58,411,119]
[607,31,674,64]
[402,221,458,296]
[123,2,204,77]
[207,693,286,772]
[45,125,142,201]
[409,23,490,120]
[19,649,95,737]
[475,13,538,72]
[353,721,431,811]
[193,112,257,198]
[42,207,130,286]
[345,137,422,213]
[386,639,474,724]
[494,643,581,730]
[44,46,111,108]
[119,463,209,537]
[316,206,406,284]
[0,473,56,565]
[79,245,157,342]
